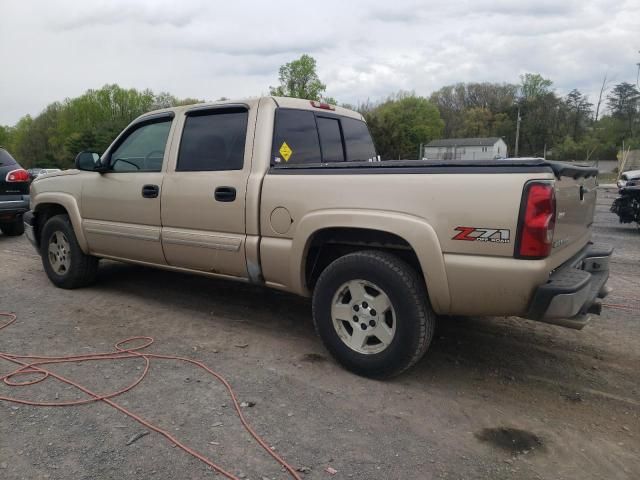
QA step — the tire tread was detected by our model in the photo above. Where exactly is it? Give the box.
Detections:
[312,250,436,378]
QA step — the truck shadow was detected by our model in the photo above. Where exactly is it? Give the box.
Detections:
[94,260,613,392]
[95,260,315,335]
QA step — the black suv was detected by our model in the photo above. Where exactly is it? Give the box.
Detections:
[0,147,29,236]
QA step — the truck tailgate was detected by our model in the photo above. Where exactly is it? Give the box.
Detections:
[549,164,598,261]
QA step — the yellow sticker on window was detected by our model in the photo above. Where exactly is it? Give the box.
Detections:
[279,142,292,162]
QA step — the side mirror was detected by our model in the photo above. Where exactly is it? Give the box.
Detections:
[75,151,102,171]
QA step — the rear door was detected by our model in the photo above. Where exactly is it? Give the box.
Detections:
[160,104,255,278]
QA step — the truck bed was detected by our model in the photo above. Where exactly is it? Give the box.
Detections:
[270,158,599,178]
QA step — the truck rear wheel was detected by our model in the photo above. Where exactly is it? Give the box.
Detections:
[312,250,435,378]
[40,214,99,289]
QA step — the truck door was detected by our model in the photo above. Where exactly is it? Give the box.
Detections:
[160,105,254,278]
[81,113,174,264]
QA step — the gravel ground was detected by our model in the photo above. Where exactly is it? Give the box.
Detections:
[0,187,638,480]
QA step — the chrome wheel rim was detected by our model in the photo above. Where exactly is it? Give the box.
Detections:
[48,231,71,275]
[331,279,396,355]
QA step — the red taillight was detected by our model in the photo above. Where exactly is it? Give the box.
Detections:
[5,169,30,182]
[517,181,556,258]
[310,100,335,111]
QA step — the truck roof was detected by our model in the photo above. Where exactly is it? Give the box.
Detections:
[138,96,364,122]
[138,96,364,121]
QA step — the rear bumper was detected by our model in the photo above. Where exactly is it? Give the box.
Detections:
[525,243,613,329]
[0,195,29,219]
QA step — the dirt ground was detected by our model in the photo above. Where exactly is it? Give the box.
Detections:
[1,187,638,480]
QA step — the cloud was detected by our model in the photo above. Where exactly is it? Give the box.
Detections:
[0,0,638,124]
[50,1,204,30]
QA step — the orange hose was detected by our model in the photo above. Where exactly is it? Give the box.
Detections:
[602,302,639,312]
[0,312,301,480]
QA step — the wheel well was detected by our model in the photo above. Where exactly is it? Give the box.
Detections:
[304,227,423,290]
[33,203,68,246]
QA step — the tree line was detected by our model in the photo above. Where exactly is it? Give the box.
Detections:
[0,86,202,168]
[1,54,639,167]
[427,74,639,162]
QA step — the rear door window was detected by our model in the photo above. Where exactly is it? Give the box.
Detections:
[272,109,321,165]
[316,117,345,162]
[177,108,248,171]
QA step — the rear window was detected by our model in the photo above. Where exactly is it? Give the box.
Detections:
[317,117,344,162]
[272,109,376,166]
[272,109,321,165]
[177,108,248,171]
[342,117,377,162]
[0,148,18,167]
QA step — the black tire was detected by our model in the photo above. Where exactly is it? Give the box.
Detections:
[312,250,436,378]
[40,214,99,289]
[0,218,25,236]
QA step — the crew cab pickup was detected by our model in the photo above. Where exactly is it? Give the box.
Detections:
[24,97,612,377]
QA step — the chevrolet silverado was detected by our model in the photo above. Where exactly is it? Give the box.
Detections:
[24,97,612,377]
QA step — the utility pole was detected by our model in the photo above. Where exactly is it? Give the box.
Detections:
[636,50,640,91]
[514,106,521,157]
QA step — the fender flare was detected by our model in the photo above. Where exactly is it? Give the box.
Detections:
[33,193,89,253]
[291,209,451,314]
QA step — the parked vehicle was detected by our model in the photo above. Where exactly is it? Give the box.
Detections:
[611,179,640,226]
[0,147,29,236]
[617,169,640,189]
[24,97,612,377]
[28,168,43,180]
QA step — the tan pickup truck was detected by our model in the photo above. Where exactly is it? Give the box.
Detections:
[24,96,612,377]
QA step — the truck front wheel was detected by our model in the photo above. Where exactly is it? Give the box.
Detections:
[40,214,99,289]
[312,250,435,378]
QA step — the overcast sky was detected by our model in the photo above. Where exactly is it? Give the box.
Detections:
[1,0,639,125]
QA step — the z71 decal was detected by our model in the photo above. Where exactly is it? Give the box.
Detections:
[452,226,511,243]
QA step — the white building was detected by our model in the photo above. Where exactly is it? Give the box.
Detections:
[423,137,508,161]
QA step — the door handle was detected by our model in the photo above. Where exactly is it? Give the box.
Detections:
[214,186,236,202]
[142,184,159,198]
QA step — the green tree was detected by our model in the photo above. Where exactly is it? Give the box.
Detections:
[152,92,203,109]
[607,82,639,137]
[516,74,560,156]
[3,84,201,169]
[0,125,12,147]
[459,107,493,137]
[269,54,329,101]
[564,89,592,141]
[430,82,517,138]
[519,73,553,101]
[9,115,35,165]
[363,92,444,159]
